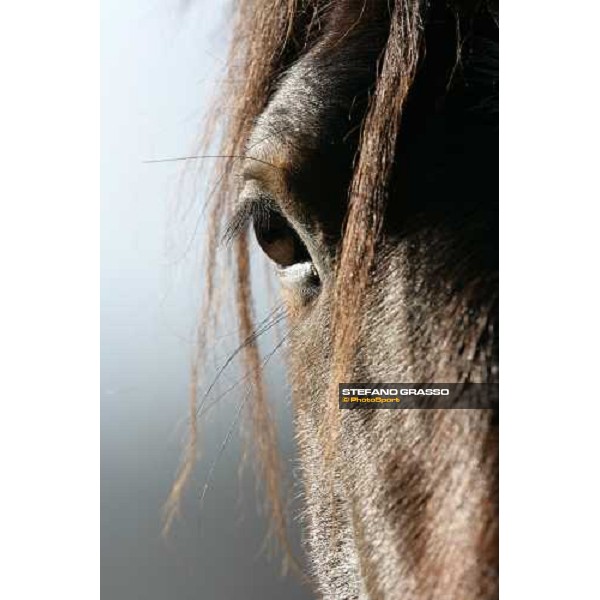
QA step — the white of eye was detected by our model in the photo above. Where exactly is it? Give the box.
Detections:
[275,261,317,288]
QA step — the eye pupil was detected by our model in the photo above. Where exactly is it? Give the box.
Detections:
[258,228,296,267]
[254,212,310,268]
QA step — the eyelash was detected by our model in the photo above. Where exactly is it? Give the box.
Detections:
[223,197,279,246]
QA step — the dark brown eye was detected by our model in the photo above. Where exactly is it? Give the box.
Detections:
[253,211,310,268]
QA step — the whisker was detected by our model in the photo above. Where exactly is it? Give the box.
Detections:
[197,322,294,422]
[143,154,284,172]
[198,392,248,515]
[196,320,296,526]
[195,304,287,419]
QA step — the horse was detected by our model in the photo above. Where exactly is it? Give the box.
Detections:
[166,1,498,598]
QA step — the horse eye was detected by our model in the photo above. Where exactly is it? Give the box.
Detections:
[253,211,310,268]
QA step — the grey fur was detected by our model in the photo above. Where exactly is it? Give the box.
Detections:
[241,3,498,597]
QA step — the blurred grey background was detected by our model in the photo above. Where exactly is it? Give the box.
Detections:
[101,1,312,598]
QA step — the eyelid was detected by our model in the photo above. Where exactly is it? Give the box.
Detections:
[276,261,317,285]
